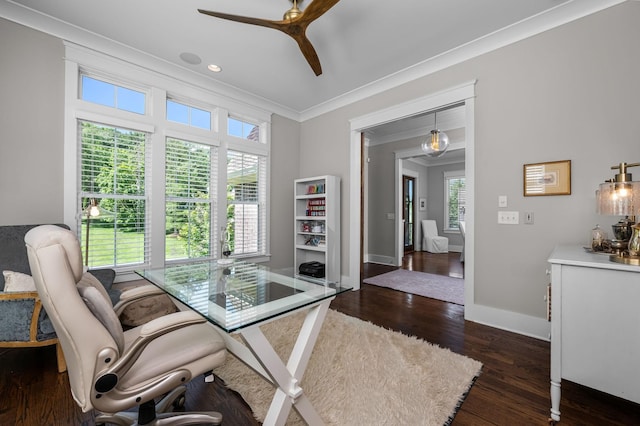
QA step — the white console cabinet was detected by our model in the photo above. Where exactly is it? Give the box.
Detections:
[547,245,640,422]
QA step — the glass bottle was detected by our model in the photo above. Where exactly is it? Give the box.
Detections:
[628,224,640,257]
[591,224,605,251]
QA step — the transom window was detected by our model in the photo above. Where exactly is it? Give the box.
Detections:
[81,75,145,114]
[228,117,260,142]
[167,99,211,130]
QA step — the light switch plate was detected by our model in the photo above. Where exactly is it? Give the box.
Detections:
[498,195,508,208]
[498,211,519,224]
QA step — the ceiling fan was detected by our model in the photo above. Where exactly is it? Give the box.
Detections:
[198,0,341,76]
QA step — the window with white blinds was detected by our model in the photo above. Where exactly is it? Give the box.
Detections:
[444,170,466,231]
[226,150,267,256]
[165,138,215,261]
[79,120,150,268]
[68,51,272,273]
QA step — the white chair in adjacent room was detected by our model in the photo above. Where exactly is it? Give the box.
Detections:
[422,219,449,253]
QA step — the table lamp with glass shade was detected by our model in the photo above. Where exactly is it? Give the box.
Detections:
[596,162,640,265]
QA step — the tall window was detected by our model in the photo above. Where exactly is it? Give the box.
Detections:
[444,170,466,231]
[68,47,271,275]
[226,151,267,255]
[79,121,148,268]
[165,138,214,260]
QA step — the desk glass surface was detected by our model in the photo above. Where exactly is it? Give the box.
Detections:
[136,260,351,333]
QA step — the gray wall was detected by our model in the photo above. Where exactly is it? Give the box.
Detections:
[2,3,640,331]
[0,19,65,225]
[268,114,300,269]
[299,2,640,320]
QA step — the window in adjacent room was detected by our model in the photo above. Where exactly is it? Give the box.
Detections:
[444,170,466,232]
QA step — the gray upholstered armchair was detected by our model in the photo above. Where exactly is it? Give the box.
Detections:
[0,224,172,372]
[25,224,226,425]
[0,224,97,372]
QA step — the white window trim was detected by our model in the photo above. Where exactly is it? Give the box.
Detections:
[64,44,273,281]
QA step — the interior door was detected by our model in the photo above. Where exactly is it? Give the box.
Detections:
[403,175,415,253]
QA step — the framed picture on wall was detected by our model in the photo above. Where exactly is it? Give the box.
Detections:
[523,160,571,196]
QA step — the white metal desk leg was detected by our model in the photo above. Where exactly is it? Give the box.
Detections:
[240,301,330,426]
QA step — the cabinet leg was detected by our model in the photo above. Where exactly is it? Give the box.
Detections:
[550,380,561,422]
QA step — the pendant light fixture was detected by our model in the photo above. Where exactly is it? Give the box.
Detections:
[421,110,449,158]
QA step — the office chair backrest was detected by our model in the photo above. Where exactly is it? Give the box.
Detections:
[25,225,122,413]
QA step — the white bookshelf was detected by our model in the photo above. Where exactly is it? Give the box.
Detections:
[294,175,340,283]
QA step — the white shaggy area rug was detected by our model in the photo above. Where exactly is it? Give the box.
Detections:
[214,309,482,425]
[363,269,464,305]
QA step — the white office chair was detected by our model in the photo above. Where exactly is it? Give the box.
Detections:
[422,219,449,253]
[25,225,226,425]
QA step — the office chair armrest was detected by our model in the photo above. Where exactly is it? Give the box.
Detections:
[138,311,205,338]
[112,284,166,316]
[95,311,207,391]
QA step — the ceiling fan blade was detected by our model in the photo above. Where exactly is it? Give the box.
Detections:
[198,1,340,76]
[198,9,281,31]
[296,0,341,24]
[294,35,323,76]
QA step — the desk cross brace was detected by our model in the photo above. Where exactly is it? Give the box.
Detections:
[223,300,332,426]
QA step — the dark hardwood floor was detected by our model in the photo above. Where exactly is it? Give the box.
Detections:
[1,252,638,425]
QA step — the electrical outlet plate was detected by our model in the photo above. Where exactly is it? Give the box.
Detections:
[498,211,519,224]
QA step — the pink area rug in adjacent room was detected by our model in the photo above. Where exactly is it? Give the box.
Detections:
[363,269,464,305]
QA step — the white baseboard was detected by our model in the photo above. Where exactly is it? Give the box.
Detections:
[465,303,551,341]
[365,254,395,265]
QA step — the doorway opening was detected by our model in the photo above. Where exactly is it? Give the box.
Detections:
[403,175,416,254]
[348,80,476,320]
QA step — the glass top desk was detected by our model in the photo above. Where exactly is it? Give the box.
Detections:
[137,260,351,425]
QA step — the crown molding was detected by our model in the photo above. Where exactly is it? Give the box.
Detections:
[1,0,627,123]
[298,0,627,122]
[0,0,300,121]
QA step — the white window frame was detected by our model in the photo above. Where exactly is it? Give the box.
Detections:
[63,43,272,281]
[444,170,465,232]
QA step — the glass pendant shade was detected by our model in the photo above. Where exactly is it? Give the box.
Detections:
[421,129,449,158]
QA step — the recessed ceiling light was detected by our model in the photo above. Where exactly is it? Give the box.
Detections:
[208,64,222,73]
[179,52,201,65]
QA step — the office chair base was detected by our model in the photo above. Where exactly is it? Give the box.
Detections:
[95,386,222,426]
